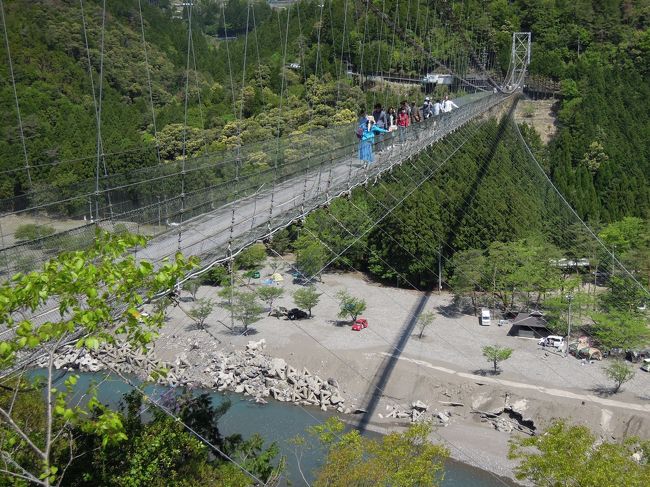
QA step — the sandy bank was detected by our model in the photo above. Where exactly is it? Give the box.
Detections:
[152,263,650,482]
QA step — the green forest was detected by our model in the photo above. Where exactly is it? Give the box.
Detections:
[0,0,648,221]
[1,2,650,485]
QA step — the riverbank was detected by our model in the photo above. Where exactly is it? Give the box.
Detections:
[149,262,649,482]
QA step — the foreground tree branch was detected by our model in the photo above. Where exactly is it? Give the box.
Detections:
[0,230,198,484]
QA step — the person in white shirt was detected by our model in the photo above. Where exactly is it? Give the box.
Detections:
[433,99,442,116]
[442,95,459,113]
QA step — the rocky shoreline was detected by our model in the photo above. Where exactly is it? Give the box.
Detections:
[37,338,350,414]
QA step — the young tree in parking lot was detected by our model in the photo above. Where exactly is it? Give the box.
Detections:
[189,298,215,330]
[336,290,366,323]
[603,360,635,393]
[417,312,435,339]
[509,420,650,486]
[256,286,284,315]
[224,291,265,332]
[293,286,321,317]
[482,345,513,373]
[183,279,201,300]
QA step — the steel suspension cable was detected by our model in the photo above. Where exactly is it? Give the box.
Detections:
[93,0,107,222]
[136,0,161,165]
[0,0,31,188]
[179,1,193,250]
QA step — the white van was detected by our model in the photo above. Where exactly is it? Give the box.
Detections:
[539,335,564,349]
[480,308,491,326]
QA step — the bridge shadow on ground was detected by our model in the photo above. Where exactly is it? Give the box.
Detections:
[440,100,519,254]
[356,292,431,433]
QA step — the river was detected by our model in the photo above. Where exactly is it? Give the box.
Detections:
[51,371,517,486]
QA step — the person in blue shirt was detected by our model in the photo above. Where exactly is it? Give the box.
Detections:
[358,115,390,164]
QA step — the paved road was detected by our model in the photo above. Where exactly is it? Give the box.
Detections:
[376,352,650,413]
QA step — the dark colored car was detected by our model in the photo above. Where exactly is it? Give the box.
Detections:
[603,347,625,358]
[626,349,650,363]
[287,308,309,320]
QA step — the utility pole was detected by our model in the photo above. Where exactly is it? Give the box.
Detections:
[565,293,574,357]
[438,244,442,293]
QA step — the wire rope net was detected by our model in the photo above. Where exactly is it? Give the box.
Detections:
[0,2,488,246]
[2,108,647,486]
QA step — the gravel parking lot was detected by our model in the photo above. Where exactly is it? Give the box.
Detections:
[154,258,650,479]
[159,259,648,398]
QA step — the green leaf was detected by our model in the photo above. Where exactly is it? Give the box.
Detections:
[85,337,99,350]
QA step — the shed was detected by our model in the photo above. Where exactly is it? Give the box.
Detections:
[507,311,552,339]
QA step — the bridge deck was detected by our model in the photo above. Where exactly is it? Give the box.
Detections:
[0,92,510,281]
[0,92,512,352]
[139,92,510,271]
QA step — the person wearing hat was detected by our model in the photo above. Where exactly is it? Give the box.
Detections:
[422,96,434,119]
[358,114,390,164]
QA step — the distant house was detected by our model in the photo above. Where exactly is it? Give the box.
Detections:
[507,310,552,339]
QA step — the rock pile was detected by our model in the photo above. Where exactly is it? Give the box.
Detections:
[203,339,349,412]
[37,338,348,413]
[380,401,453,425]
[472,405,536,434]
[35,342,161,378]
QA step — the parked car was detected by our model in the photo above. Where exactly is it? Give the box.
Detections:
[641,358,650,372]
[352,318,368,331]
[626,349,650,363]
[480,308,491,326]
[287,308,309,320]
[602,347,625,358]
[539,335,564,349]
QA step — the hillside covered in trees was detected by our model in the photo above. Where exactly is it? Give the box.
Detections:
[0,0,648,221]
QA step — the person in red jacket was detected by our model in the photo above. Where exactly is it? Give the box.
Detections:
[397,106,410,143]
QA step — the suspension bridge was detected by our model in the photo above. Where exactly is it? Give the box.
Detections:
[0,16,532,279]
[2,3,650,486]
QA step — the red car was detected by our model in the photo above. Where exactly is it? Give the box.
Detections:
[352,318,368,331]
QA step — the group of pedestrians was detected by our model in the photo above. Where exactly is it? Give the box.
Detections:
[357,95,459,163]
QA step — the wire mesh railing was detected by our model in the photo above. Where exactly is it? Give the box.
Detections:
[0,92,509,278]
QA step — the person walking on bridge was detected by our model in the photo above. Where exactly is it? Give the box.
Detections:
[358,115,390,164]
[442,95,459,113]
[433,99,442,117]
[422,97,434,119]
[397,106,410,143]
[372,103,388,129]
